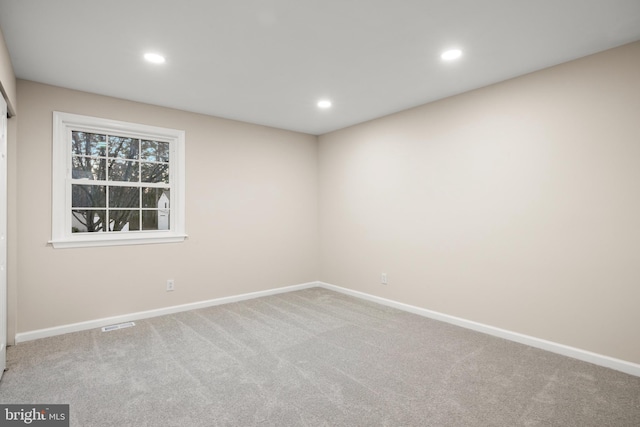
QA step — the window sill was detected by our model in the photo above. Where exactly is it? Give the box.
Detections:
[49,233,188,249]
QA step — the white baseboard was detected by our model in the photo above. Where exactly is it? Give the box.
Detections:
[14,280,640,378]
[317,281,640,378]
[14,281,317,344]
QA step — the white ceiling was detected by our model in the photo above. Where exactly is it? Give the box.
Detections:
[1,0,640,135]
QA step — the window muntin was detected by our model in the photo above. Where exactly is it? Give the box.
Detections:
[70,131,170,234]
[52,112,185,248]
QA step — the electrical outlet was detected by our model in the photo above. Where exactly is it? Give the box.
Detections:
[166,279,175,292]
[381,273,388,285]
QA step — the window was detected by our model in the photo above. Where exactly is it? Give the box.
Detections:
[51,112,186,248]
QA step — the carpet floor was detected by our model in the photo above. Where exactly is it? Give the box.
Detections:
[1,287,639,426]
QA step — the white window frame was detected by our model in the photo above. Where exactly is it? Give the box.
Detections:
[51,112,186,248]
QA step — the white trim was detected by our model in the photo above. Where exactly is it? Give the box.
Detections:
[0,95,7,379]
[49,233,188,249]
[51,111,186,248]
[14,282,317,343]
[317,282,640,378]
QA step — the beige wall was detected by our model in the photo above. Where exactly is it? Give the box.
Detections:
[15,80,318,333]
[318,42,640,364]
[9,41,640,365]
[0,27,16,114]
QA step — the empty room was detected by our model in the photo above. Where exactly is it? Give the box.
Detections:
[1,1,640,426]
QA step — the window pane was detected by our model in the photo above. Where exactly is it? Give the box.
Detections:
[141,140,170,162]
[141,163,169,183]
[142,188,170,208]
[72,185,106,207]
[109,136,140,159]
[109,159,140,182]
[72,210,106,232]
[109,186,140,208]
[72,131,106,157]
[109,210,140,231]
[141,140,157,162]
[157,142,170,162]
[72,156,106,180]
[143,210,170,231]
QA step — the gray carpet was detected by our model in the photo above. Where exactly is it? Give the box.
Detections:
[1,287,639,426]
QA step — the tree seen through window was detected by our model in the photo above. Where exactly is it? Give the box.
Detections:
[70,131,171,233]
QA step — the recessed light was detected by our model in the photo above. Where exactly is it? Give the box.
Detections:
[441,49,462,61]
[144,53,166,64]
[317,99,332,109]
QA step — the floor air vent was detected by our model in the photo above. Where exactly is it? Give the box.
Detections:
[101,322,135,332]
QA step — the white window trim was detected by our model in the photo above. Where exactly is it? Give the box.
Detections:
[51,112,187,248]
